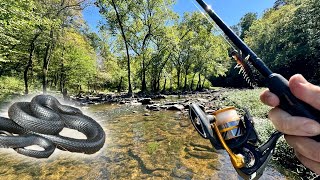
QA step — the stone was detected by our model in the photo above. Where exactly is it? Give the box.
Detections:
[146,104,160,111]
[187,150,218,159]
[130,102,142,106]
[179,121,190,127]
[167,104,184,111]
[138,98,153,105]
[171,166,193,179]
[144,113,151,116]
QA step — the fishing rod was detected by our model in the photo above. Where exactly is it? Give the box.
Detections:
[188,0,320,179]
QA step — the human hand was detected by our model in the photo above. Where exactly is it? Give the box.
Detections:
[260,74,320,174]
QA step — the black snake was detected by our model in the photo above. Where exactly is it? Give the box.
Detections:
[0,95,105,158]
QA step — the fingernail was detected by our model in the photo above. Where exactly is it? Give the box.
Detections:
[305,122,320,135]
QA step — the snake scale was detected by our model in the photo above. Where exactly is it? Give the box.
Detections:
[0,95,105,158]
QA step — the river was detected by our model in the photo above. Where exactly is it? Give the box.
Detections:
[0,103,287,179]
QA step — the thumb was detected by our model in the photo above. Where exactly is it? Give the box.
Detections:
[289,74,320,110]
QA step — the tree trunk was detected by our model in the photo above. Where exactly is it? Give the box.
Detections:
[118,76,123,93]
[156,72,161,92]
[141,57,146,92]
[42,29,54,94]
[162,77,167,92]
[111,0,132,95]
[184,69,188,91]
[202,79,206,89]
[197,73,201,90]
[169,77,173,92]
[24,33,39,94]
[42,43,50,94]
[177,67,181,91]
[190,73,196,91]
[59,46,65,93]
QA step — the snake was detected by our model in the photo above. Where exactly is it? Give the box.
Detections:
[0,95,105,158]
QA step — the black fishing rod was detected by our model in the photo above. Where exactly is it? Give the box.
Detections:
[188,0,320,179]
[195,0,320,134]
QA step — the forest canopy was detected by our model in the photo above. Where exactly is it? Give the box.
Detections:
[0,0,319,97]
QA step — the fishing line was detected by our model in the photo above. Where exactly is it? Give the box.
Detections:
[188,0,236,50]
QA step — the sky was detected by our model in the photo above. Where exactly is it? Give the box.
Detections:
[83,0,276,33]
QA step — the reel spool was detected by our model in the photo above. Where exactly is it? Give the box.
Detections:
[189,104,282,180]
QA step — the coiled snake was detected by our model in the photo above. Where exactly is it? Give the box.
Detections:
[0,95,105,158]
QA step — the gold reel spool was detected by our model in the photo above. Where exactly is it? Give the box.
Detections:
[212,107,245,168]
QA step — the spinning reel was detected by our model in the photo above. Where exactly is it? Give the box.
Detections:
[189,104,282,180]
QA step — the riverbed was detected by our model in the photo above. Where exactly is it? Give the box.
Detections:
[0,103,287,179]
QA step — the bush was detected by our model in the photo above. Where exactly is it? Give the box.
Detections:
[0,76,24,103]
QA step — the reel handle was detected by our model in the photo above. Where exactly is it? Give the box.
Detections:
[267,73,320,141]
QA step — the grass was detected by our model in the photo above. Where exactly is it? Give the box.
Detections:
[219,88,270,118]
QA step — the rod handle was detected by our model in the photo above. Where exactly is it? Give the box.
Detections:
[266,73,320,141]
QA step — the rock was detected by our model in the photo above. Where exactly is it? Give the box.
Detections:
[87,101,96,105]
[183,103,190,109]
[186,150,218,159]
[146,104,160,111]
[144,113,151,116]
[197,98,209,103]
[164,101,176,106]
[155,135,166,142]
[130,102,142,106]
[179,120,190,127]
[153,171,167,177]
[189,142,213,151]
[167,104,184,111]
[171,165,193,179]
[132,111,137,113]
[208,161,221,171]
[138,98,153,105]
[160,105,168,110]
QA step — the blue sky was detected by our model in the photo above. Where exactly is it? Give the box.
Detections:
[83,0,276,33]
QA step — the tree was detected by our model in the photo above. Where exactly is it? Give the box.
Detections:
[127,0,176,93]
[96,0,134,95]
[239,12,257,40]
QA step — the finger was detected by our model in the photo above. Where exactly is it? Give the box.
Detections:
[260,89,280,107]
[289,74,320,110]
[295,151,320,175]
[269,108,320,136]
[286,135,320,163]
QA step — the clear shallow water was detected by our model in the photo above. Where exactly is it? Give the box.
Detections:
[0,103,287,179]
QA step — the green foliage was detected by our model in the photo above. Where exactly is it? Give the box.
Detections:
[239,12,258,39]
[63,30,97,88]
[0,76,24,102]
[245,0,320,82]
[0,0,99,95]
[146,142,160,154]
[220,88,271,118]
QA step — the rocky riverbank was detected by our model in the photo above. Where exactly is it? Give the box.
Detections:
[70,89,229,117]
